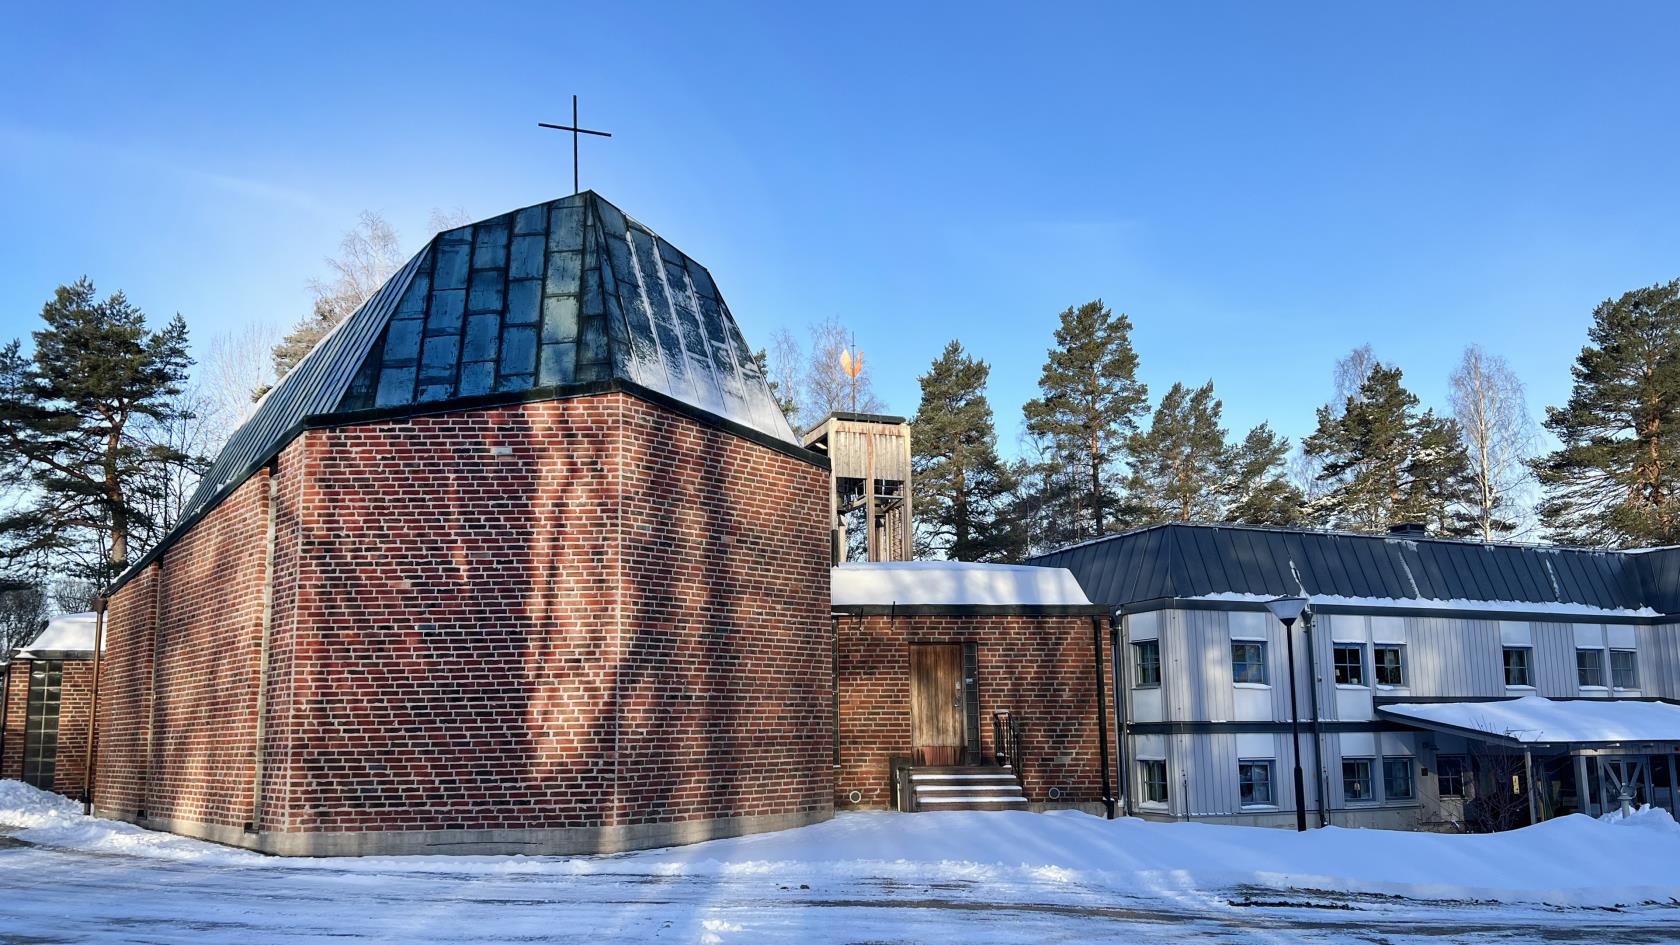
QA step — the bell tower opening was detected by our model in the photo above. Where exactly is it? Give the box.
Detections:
[802,412,912,563]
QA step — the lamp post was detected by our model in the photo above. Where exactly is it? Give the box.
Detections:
[1265,596,1310,832]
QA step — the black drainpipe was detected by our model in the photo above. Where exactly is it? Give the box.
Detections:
[1091,615,1115,819]
[1303,610,1329,828]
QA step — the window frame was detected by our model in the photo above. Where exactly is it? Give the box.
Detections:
[1238,759,1277,808]
[1333,644,1366,687]
[1610,648,1639,690]
[1373,644,1405,688]
[1139,759,1169,805]
[1436,755,1467,798]
[1576,647,1606,689]
[1341,757,1375,803]
[1230,641,1269,686]
[1132,640,1161,689]
[1382,757,1415,801]
[1502,646,1534,688]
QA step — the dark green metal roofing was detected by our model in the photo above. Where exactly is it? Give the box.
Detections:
[1030,522,1680,616]
[115,192,795,592]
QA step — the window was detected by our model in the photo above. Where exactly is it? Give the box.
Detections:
[1611,649,1639,690]
[1576,648,1606,688]
[1436,755,1467,798]
[1133,640,1161,688]
[1333,645,1365,686]
[1503,647,1533,688]
[1239,760,1276,806]
[1140,759,1168,804]
[1342,758,1374,802]
[22,660,64,791]
[1383,758,1415,800]
[1373,645,1405,687]
[1231,642,1268,685]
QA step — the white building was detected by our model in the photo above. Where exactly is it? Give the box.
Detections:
[1032,523,1680,831]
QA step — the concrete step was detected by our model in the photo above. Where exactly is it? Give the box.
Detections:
[908,765,1028,812]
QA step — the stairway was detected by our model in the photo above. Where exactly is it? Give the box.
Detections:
[908,766,1029,811]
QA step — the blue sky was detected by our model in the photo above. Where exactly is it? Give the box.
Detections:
[3,3,1678,455]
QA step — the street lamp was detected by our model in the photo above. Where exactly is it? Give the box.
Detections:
[1265,596,1310,832]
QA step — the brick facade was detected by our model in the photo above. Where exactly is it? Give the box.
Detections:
[1,656,96,799]
[97,390,832,854]
[835,612,1115,809]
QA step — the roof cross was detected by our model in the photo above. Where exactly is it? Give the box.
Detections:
[538,95,613,195]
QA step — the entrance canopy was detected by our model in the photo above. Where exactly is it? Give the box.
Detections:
[1379,695,1680,751]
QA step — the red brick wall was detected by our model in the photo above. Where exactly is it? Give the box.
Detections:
[144,471,273,829]
[2,657,96,799]
[1,660,28,783]
[836,613,1114,808]
[98,565,159,814]
[612,396,833,825]
[98,390,831,842]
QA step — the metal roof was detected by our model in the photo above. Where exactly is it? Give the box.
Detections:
[113,191,794,592]
[1029,522,1680,616]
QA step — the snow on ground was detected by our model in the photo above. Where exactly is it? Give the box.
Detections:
[3,780,1679,944]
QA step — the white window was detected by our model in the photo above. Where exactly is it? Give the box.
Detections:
[1140,759,1168,804]
[1373,645,1405,687]
[1238,760,1276,807]
[1342,758,1374,802]
[1231,642,1268,685]
[1611,649,1639,690]
[1576,648,1606,688]
[1382,758,1414,801]
[1133,640,1161,688]
[1503,647,1533,687]
[1333,645,1365,686]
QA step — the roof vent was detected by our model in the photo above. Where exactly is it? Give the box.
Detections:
[1387,523,1428,537]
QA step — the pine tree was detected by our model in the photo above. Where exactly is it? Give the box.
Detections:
[0,279,195,583]
[1403,411,1480,537]
[1303,363,1474,534]
[1222,423,1305,525]
[1126,381,1229,524]
[911,342,1021,561]
[1535,279,1680,546]
[1022,299,1148,539]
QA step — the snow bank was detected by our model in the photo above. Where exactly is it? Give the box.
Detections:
[16,612,99,656]
[0,781,258,865]
[832,562,1093,607]
[5,780,1680,906]
[1380,694,1680,745]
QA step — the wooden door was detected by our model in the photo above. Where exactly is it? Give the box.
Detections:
[910,644,964,766]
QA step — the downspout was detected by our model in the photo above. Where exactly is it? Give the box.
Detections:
[1091,615,1115,819]
[248,466,280,835]
[1303,611,1329,828]
[81,597,108,815]
[1111,612,1132,818]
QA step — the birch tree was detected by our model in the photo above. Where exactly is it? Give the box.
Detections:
[1448,345,1536,540]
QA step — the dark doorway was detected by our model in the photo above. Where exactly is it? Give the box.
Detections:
[910,644,964,765]
[23,660,64,790]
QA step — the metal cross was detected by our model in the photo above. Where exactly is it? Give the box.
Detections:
[538,95,613,195]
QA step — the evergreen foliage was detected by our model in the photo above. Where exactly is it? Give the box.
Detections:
[910,341,1021,561]
[1535,279,1680,547]
[1126,382,1229,523]
[1022,300,1148,540]
[0,279,196,585]
[1126,382,1304,526]
[1303,363,1477,535]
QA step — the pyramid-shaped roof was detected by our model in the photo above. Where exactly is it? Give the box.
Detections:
[123,193,798,589]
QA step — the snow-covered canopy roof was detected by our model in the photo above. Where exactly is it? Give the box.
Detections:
[18,613,99,658]
[1379,695,1680,747]
[832,562,1094,608]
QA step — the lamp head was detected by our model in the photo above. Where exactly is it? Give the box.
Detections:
[1264,595,1309,627]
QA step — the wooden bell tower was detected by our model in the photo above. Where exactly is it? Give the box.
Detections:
[802,412,912,563]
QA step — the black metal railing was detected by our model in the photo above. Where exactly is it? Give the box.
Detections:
[992,710,1024,789]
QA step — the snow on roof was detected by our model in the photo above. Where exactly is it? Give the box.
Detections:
[1191,591,1661,619]
[832,561,1094,608]
[18,612,99,658]
[1379,695,1680,746]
